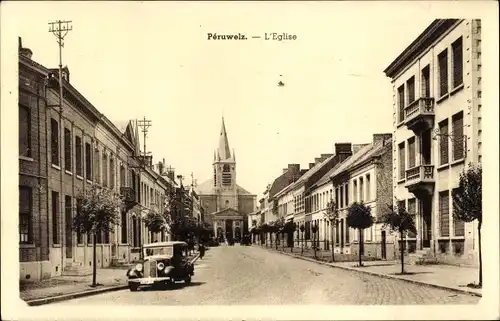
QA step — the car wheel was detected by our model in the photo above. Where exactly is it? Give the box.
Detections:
[185,276,192,285]
[129,283,139,292]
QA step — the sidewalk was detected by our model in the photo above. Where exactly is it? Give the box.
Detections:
[258,245,482,297]
[21,251,200,305]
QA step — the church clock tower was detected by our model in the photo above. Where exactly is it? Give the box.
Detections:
[213,117,238,211]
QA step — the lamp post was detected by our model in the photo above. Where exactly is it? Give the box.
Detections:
[300,224,305,255]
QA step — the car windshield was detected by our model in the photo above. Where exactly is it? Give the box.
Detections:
[144,246,173,257]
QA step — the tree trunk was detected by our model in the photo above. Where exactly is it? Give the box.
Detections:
[478,221,482,286]
[400,232,405,274]
[358,229,362,267]
[331,222,335,262]
[92,233,97,287]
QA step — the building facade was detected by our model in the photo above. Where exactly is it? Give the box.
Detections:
[195,118,256,242]
[384,19,481,266]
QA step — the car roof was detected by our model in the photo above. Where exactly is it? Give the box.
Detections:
[143,241,187,248]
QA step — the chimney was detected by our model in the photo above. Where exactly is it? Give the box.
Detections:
[282,168,288,174]
[158,161,164,175]
[300,169,308,175]
[18,37,33,59]
[61,66,70,83]
[288,164,300,173]
[314,157,322,164]
[373,133,392,146]
[309,163,315,169]
[335,143,352,155]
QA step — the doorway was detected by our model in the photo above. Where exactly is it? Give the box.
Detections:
[381,230,387,259]
[225,220,233,241]
[65,196,73,259]
[421,195,432,248]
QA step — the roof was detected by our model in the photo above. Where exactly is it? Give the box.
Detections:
[143,241,187,248]
[113,120,130,134]
[217,117,233,161]
[275,155,335,198]
[268,169,303,199]
[384,19,459,78]
[195,178,255,196]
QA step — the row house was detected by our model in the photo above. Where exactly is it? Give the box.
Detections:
[327,134,394,260]
[384,19,481,266]
[268,164,306,221]
[18,39,176,281]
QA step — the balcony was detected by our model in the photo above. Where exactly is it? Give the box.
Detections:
[404,97,435,133]
[404,164,435,196]
[120,187,138,208]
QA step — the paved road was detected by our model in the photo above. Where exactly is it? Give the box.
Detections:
[52,245,479,305]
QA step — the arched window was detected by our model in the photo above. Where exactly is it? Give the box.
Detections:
[222,164,231,185]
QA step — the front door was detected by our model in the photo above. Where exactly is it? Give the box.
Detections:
[235,227,241,242]
[225,220,233,241]
[381,230,387,259]
[65,198,73,259]
[421,196,432,248]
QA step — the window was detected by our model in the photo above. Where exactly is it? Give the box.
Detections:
[365,175,371,201]
[94,149,100,184]
[452,37,463,88]
[438,49,448,97]
[102,153,108,187]
[85,142,92,180]
[120,165,125,187]
[399,142,405,179]
[65,195,72,245]
[19,186,32,243]
[213,168,217,186]
[52,191,60,244]
[103,230,109,244]
[407,198,417,238]
[96,228,103,244]
[452,189,465,236]
[19,105,31,158]
[222,164,231,185]
[452,112,464,160]
[345,223,349,243]
[439,120,449,165]
[439,191,450,237]
[64,128,72,171]
[397,85,405,123]
[421,65,430,98]
[335,220,339,244]
[51,118,59,166]
[353,180,357,202]
[345,183,349,206]
[76,198,83,244]
[335,188,339,207]
[75,136,82,176]
[408,137,416,168]
[407,76,415,104]
[339,186,344,208]
[359,177,364,202]
[110,158,115,189]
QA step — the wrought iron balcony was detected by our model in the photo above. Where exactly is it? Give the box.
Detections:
[404,164,435,196]
[404,97,435,132]
[120,187,138,206]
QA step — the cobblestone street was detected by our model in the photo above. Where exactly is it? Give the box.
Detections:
[48,245,479,305]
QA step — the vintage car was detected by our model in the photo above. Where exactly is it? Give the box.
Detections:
[126,241,195,291]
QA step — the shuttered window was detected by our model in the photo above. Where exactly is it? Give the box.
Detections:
[399,143,406,179]
[439,120,449,165]
[438,49,449,96]
[398,85,405,123]
[439,191,450,237]
[452,112,464,160]
[408,137,416,168]
[452,37,463,88]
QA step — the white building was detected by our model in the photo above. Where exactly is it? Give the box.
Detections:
[384,19,481,266]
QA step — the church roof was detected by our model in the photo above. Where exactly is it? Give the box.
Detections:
[195,178,256,196]
[217,117,232,161]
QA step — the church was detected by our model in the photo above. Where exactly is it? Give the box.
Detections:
[195,118,256,242]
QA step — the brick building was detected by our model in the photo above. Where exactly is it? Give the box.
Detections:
[384,19,481,266]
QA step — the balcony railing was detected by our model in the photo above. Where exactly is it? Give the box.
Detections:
[404,97,435,131]
[405,164,435,192]
[120,186,138,204]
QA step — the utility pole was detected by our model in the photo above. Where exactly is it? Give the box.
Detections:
[137,116,152,159]
[48,20,72,276]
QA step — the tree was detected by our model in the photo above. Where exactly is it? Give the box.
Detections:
[381,200,417,274]
[143,209,167,242]
[346,202,374,267]
[72,186,122,287]
[311,223,319,258]
[452,163,482,287]
[324,198,339,262]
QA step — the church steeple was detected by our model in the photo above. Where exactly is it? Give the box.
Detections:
[218,117,231,161]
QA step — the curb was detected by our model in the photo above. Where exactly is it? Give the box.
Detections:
[25,252,203,306]
[262,246,482,298]
[25,284,129,306]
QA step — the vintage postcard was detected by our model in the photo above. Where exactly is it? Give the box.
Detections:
[1,1,498,320]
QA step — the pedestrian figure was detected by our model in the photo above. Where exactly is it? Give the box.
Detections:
[199,243,205,259]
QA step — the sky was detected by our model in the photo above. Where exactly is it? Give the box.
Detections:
[9,2,436,199]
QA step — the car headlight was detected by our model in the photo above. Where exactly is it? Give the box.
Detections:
[157,262,165,270]
[135,263,143,272]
